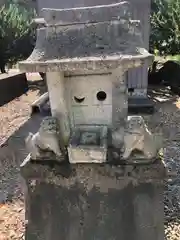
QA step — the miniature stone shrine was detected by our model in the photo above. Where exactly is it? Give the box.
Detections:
[36,0,152,102]
[19,3,167,240]
[19,1,160,164]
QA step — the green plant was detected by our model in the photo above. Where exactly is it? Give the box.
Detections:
[0,2,36,73]
[150,0,180,55]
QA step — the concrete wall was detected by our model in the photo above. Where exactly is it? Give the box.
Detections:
[0,73,28,106]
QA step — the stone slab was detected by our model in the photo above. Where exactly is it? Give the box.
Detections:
[42,2,131,25]
[19,54,152,73]
[21,156,166,240]
[19,2,153,72]
[21,155,167,183]
[128,97,154,114]
[37,0,150,15]
[26,21,147,60]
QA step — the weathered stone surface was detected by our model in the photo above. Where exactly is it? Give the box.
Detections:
[21,156,166,240]
[21,155,167,184]
[42,2,131,25]
[25,116,66,161]
[122,116,162,163]
[19,56,150,73]
[68,125,108,163]
[45,72,71,145]
[22,22,151,61]
[19,2,153,72]
[21,2,155,165]
[19,2,162,239]
[37,0,150,14]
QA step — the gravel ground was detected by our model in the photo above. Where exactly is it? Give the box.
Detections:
[146,87,180,240]
[0,91,40,240]
[0,74,44,239]
[0,84,180,239]
[0,91,38,146]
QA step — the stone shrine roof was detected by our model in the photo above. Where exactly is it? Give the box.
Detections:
[19,2,153,72]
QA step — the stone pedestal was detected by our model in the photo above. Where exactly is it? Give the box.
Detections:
[21,156,166,240]
[19,3,162,239]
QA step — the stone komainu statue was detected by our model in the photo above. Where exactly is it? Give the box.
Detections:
[122,116,161,160]
[25,117,64,160]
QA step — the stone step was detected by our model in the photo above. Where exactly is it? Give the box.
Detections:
[128,97,154,114]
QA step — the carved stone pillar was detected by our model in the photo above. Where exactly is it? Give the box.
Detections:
[46,72,70,145]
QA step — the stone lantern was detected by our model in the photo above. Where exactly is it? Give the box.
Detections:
[19,2,167,240]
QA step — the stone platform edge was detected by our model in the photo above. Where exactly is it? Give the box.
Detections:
[21,155,169,188]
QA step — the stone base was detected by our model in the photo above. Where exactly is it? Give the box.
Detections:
[128,96,154,114]
[21,156,166,240]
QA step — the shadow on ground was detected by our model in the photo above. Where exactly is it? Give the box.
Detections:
[0,114,43,203]
[146,86,180,135]
[0,73,28,107]
[28,80,47,95]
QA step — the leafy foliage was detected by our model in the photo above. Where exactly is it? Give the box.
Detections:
[0,2,36,73]
[150,0,180,55]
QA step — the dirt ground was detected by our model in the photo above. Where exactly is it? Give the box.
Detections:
[0,79,180,239]
[0,73,44,240]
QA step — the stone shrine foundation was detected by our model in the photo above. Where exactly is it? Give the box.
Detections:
[21,157,166,240]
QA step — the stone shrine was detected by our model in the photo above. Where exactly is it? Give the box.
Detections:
[20,2,158,163]
[19,2,167,240]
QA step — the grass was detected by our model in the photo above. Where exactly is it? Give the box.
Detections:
[165,55,180,62]
[155,55,180,62]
